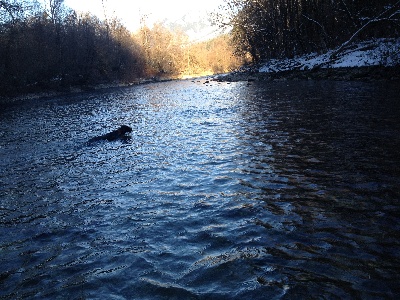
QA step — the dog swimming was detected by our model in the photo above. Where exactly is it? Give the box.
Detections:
[88,125,132,143]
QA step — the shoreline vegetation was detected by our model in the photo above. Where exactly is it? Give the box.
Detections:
[0,1,243,101]
[1,1,399,103]
[1,36,399,105]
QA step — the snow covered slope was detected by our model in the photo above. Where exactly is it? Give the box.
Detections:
[259,38,400,73]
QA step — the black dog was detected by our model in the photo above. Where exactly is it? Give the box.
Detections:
[88,125,132,143]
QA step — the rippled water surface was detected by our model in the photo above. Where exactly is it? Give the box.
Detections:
[1,79,400,299]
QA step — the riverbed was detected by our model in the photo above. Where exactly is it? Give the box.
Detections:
[1,79,400,299]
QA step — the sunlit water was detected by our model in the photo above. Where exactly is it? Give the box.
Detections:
[1,79,400,299]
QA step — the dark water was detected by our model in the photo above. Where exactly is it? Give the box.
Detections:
[1,79,400,299]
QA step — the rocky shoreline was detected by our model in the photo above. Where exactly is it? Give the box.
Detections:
[214,65,400,83]
[2,66,399,105]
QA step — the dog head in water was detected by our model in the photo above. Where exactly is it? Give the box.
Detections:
[119,125,132,134]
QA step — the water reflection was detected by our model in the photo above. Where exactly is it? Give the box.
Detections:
[233,80,400,297]
[1,80,399,299]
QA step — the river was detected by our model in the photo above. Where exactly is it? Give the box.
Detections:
[1,79,400,299]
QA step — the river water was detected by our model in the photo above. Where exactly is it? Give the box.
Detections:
[1,79,400,299]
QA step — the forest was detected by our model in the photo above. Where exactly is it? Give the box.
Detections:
[1,1,399,96]
[0,0,242,96]
[214,0,400,61]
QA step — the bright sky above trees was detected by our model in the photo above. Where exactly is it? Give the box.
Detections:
[63,0,224,38]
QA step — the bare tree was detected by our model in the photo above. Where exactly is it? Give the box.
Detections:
[332,0,400,57]
[0,0,22,22]
[48,0,64,24]
[213,0,400,62]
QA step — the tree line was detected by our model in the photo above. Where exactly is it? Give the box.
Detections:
[213,0,400,62]
[0,0,242,96]
[136,22,242,78]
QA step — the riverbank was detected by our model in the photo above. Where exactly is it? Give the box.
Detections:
[0,77,175,105]
[214,38,400,83]
[2,66,397,106]
[2,39,399,104]
[214,65,400,83]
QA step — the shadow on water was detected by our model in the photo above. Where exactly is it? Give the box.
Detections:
[234,81,400,298]
[0,80,400,299]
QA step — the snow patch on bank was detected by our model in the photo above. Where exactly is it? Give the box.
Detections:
[259,38,400,73]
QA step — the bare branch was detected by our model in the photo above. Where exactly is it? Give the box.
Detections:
[302,14,330,40]
[0,0,21,21]
[332,1,400,57]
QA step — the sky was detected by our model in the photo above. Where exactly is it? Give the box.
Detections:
[62,0,225,40]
